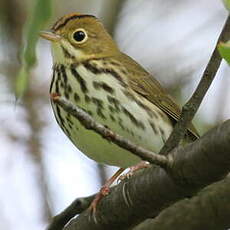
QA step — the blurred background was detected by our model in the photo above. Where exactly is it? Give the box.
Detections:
[0,0,228,229]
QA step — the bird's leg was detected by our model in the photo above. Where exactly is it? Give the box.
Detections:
[118,161,150,181]
[89,167,125,213]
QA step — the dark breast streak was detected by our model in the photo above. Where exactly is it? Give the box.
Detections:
[51,61,160,147]
[70,64,88,93]
[82,61,127,87]
[51,65,74,136]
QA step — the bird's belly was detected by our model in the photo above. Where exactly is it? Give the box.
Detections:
[50,64,173,168]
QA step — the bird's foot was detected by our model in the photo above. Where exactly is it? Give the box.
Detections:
[89,185,110,214]
[118,161,150,181]
[89,167,125,214]
[50,92,61,100]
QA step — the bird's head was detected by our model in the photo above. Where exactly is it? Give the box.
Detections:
[40,13,118,64]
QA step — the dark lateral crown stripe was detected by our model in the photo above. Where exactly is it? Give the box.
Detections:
[52,14,96,31]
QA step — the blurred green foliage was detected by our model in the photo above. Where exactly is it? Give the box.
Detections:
[218,41,230,65]
[223,0,230,11]
[16,0,52,97]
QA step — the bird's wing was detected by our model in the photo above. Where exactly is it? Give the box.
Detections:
[119,53,199,139]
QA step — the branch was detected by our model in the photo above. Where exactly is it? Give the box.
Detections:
[47,195,95,230]
[160,15,230,155]
[133,177,230,230]
[51,95,169,168]
[46,120,230,230]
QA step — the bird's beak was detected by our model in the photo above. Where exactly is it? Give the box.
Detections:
[39,31,62,42]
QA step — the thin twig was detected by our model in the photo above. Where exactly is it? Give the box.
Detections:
[51,95,169,168]
[160,15,230,155]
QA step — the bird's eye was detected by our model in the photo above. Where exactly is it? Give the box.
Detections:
[72,29,88,44]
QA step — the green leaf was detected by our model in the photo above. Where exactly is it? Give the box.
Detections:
[15,65,29,98]
[218,41,230,65]
[223,0,230,11]
[15,0,52,98]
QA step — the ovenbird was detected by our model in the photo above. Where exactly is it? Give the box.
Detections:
[40,13,199,209]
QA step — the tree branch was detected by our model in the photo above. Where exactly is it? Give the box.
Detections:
[46,120,230,230]
[133,177,230,230]
[160,15,230,155]
[47,195,95,230]
[51,95,169,168]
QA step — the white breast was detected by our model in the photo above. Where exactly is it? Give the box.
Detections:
[50,62,173,168]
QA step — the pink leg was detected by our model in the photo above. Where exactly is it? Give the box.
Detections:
[89,167,125,213]
[50,92,61,100]
[118,161,150,181]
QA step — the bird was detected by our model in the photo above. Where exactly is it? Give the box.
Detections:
[40,13,199,211]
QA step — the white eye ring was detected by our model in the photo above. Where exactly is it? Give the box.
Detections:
[72,28,88,44]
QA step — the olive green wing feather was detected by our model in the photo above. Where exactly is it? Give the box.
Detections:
[119,53,199,139]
